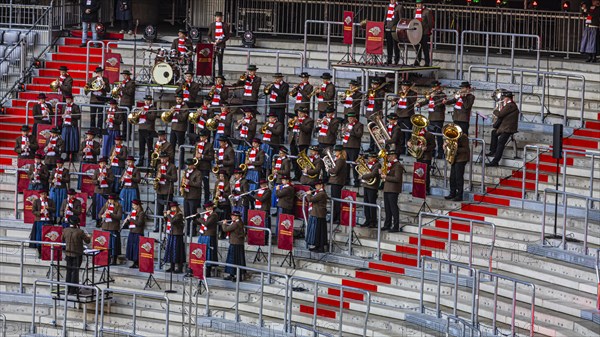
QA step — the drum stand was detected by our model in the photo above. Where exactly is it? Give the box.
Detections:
[338,45,356,65]
[358,52,384,66]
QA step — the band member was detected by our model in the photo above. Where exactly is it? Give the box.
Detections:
[445,132,470,201]
[44,128,64,172]
[210,75,229,108]
[245,138,265,191]
[581,0,600,63]
[109,135,128,193]
[328,145,348,223]
[194,130,214,203]
[80,130,101,164]
[208,11,230,77]
[365,78,388,151]
[49,158,69,220]
[409,129,435,194]
[214,170,232,221]
[273,146,292,184]
[487,91,519,167]
[155,152,178,232]
[14,125,38,159]
[119,156,140,216]
[342,80,363,118]
[275,175,294,215]
[60,189,82,227]
[301,146,324,185]
[87,67,110,130]
[194,201,219,275]
[359,152,381,228]
[137,95,158,166]
[305,179,328,252]
[170,94,190,152]
[152,131,175,168]
[291,72,313,112]
[182,158,203,236]
[317,72,336,118]
[176,71,201,107]
[30,189,56,255]
[230,169,250,218]
[191,96,211,144]
[254,179,272,237]
[59,94,81,163]
[92,157,114,227]
[289,107,314,179]
[394,80,418,155]
[236,107,257,164]
[414,0,433,67]
[216,136,235,176]
[381,150,403,232]
[222,210,246,281]
[265,73,290,123]
[101,99,123,158]
[32,93,53,135]
[100,194,123,265]
[261,113,284,171]
[384,0,403,64]
[56,66,73,100]
[236,64,262,115]
[125,199,145,268]
[63,216,90,293]
[171,28,193,60]
[342,113,364,187]
[214,103,234,148]
[443,81,475,135]
[317,107,341,149]
[416,81,446,158]
[163,200,185,273]
[28,154,50,190]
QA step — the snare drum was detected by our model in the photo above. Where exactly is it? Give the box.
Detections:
[393,19,423,45]
[154,48,168,64]
[152,62,174,85]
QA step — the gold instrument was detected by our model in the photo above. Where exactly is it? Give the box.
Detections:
[263,83,274,95]
[297,150,318,179]
[84,76,104,95]
[345,87,359,96]
[206,116,218,131]
[399,84,415,99]
[381,155,389,176]
[289,84,300,97]
[110,85,121,98]
[161,107,176,123]
[109,148,117,166]
[261,124,268,134]
[322,147,336,176]
[208,85,216,98]
[368,81,390,97]
[188,110,201,124]
[179,172,188,195]
[239,148,252,172]
[355,155,377,185]
[153,170,161,190]
[150,150,160,168]
[212,166,219,174]
[127,108,143,125]
[442,123,463,165]
[407,114,429,159]
[423,90,432,100]
[288,117,297,129]
[192,157,200,166]
[239,73,247,82]
[212,149,220,174]
[366,114,391,158]
[307,87,321,98]
[212,186,222,204]
[50,80,60,92]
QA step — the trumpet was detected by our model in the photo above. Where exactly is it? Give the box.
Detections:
[261,124,268,134]
[239,73,247,82]
[307,87,321,98]
[161,107,176,123]
[263,83,274,95]
[288,116,297,129]
[153,170,161,190]
[212,188,222,204]
[208,85,216,98]
[50,80,60,92]
[289,84,300,97]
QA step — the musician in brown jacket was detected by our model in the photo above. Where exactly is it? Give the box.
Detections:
[275,175,295,216]
[290,107,314,179]
[63,216,90,293]
[152,131,175,168]
[222,210,246,281]
[384,0,403,65]
[100,194,123,264]
[236,64,262,115]
[170,94,190,150]
[32,93,53,135]
[443,81,475,135]
[301,146,325,185]
[14,125,38,159]
[195,130,215,203]
[28,154,50,190]
[118,156,141,218]
[385,114,403,152]
[216,136,236,176]
[487,91,519,167]
[92,157,114,227]
[214,170,232,222]
[44,128,65,172]
[359,152,381,228]
[207,12,230,77]
[291,72,313,111]
[394,81,418,155]
[328,145,348,224]
[317,107,341,149]
[155,152,178,231]
[125,199,145,268]
[60,189,82,226]
[341,80,363,118]
[194,201,220,272]
[305,179,328,252]
[182,158,203,236]
[31,189,56,253]
[163,201,185,273]
[87,67,110,130]
[273,146,292,184]
[80,130,101,164]
[175,71,202,106]
[381,150,404,232]
[341,113,364,187]
[416,80,447,158]
[409,130,436,194]
[444,133,470,202]
[118,69,136,139]
[317,72,336,117]
[137,95,159,166]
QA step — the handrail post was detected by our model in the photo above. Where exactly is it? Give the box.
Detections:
[376,205,382,260]
[19,241,24,293]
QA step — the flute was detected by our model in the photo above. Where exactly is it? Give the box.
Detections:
[184,210,211,219]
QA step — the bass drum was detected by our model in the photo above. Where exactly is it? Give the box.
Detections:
[393,19,423,45]
[152,62,174,85]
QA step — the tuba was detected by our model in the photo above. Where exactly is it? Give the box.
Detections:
[188,110,201,124]
[322,147,336,176]
[442,123,463,165]
[355,155,376,185]
[127,108,143,125]
[50,80,60,92]
[296,150,318,179]
[407,114,429,159]
[161,107,176,123]
[367,114,391,158]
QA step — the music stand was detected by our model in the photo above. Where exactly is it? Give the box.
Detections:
[144,273,161,290]
[280,251,296,269]
[253,247,268,263]
[474,111,489,164]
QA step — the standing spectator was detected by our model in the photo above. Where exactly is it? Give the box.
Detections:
[80,0,101,48]
[115,0,133,35]
[581,0,600,63]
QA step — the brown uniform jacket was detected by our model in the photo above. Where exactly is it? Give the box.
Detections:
[222,219,245,245]
[171,103,190,132]
[43,136,65,166]
[217,146,236,176]
[274,156,292,184]
[293,83,314,110]
[176,82,202,104]
[87,76,110,104]
[170,38,193,56]
[80,139,101,163]
[395,90,418,118]
[383,160,404,193]
[307,189,328,218]
[446,94,475,123]
[317,82,336,113]
[328,158,348,186]
[138,105,158,131]
[28,163,50,185]
[254,188,272,211]
[207,21,231,49]
[100,202,123,231]
[166,211,185,236]
[245,147,265,170]
[119,80,136,107]
[266,81,289,105]
[275,184,295,210]
[385,123,403,151]
[196,140,215,171]
[238,117,257,141]
[454,134,471,163]
[264,121,284,145]
[120,167,142,189]
[127,210,146,234]
[32,198,56,221]
[236,76,262,102]
[93,166,114,195]
[318,117,341,146]
[60,197,82,222]
[59,103,81,128]
[290,117,314,146]
[418,132,437,161]
[364,89,387,118]
[230,178,250,207]
[156,163,178,195]
[14,135,39,159]
[342,122,364,149]
[493,101,519,134]
[59,75,73,97]
[343,92,363,117]
[417,90,447,122]
[195,211,219,236]
[361,161,381,190]
[301,157,324,185]
[63,227,90,257]
[33,103,53,125]
[50,167,70,189]
[153,140,175,165]
[183,168,203,200]
[109,144,128,168]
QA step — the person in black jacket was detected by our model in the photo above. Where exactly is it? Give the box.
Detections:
[486,91,520,167]
[115,0,133,35]
[80,0,101,48]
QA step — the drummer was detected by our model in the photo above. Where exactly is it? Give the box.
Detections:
[171,28,193,70]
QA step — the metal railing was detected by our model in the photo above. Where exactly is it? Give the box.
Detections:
[85,41,107,83]
[446,314,481,337]
[596,248,600,311]
[0,313,5,337]
[431,28,460,79]
[302,20,360,69]
[99,288,171,337]
[226,47,305,74]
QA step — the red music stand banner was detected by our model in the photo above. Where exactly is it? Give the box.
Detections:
[412,162,427,199]
[17,158,34,192]
[343,11,354,45]
[104,53,122,83]
[294,185,310,221]
[80,164,99,196]
[196,43,214,77]
[340,189,357,226]
[247,210,266,246]
[36,124,54,153]
[365,21,384,55]
[189,243,207,279]
[139,237,155,274]
[277,213,294,251]
[42,225,62,261]
[23,190,41,224]
[75,192,88,227]
[92,230,110,266]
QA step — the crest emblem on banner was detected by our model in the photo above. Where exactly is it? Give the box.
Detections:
[344,16,352,24]
[95,236,107,246]
[369,26,381,36]
[250,215,262,226]
[141,242,152,252]
[199,48,210,57]
[415,167,425,178]
[191,248,203,259]
[44,231,60,241]
[281,219,292,230]
[106,57,118,66]
[26,195,39,203]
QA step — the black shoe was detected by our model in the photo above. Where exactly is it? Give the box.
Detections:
[359,221,369,227]
[165,266,173,272]
[153,228,159,233]
[368,223,378,228]
[389,227,400,233]
[130,263,138,269]
[79,43,86,47]
[381,226,391,231]
[413,60,420,66]
[136,157,145,166]
[223,275,233,280]
[436,153,444,159]
[485,152,494,156]
[174,268,183,274]
[444,195,456,200]
[452,196,463,202]
[486,162,499,167]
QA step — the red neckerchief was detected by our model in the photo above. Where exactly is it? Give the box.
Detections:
[318,82,328,102]
[124,164,134,186]
[217,111,228,134]
[293,117,305,133]
[240,116,252,138]
[243,76,254,96]
[318,117,330,137]
[263,122,274,142]
[54,167,64,186]
[159,164,167,184]
[129,209,137,228]
[343,120,357,144]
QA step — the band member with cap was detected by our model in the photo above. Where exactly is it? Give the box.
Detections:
[328,145,348,223]
[216,136,235,176]
[49,158,69,219]
[59,94,81,163]
[170,94,190,154]
[171,28,193,60]
[359,152,381,228]
[317,72,336,118]
[581,0,600,63]
[87,67,110,130]
[213,103,234,148]
[208,11,231,77]
[230,169,250,219]
[194,129,214,203]
[182,158,203,236]
[125,199,145,268]
[33,93,53,135]
[393,80,418,155]
[118,69,136,139]
[305,179,328,252]
[413,0,434,67]
[342,112,364,187]
[416,80,447,158]
[119,156,140,216]
[30,189,56,255]
[62,216,90,293]
[222,210,246,281]
[261,113,283,171]
[444,132,470,201]
[408,128,435,194]
[137,95,158,166]
[236,64,262,115]
[57,66,73,100]
[254,179,272,240]
[80,130,101,164]
[60,189,82,227]
[214,170,232,221]
[155,152,178,232]
[265,72,289,123]
[275,175,294,221]
[108,135,128,194]
[210,75,229,108]
[443,81,475,135]
[28,154,50,190]
[301,145,324,185]
[194,201,219,275]
[317,107,341,149]
[93,157,114,227]
[365,77,388,151]
[384,0,403,65]
[152,130,175,168]
[487,91,519,167]
[236,107,257,164]
[192,96,211,145]
[381,150,403,232]
[163,200,185,273]
[176,71,201,107]
[14,125,38,159]
[245,138,265,191]
[291,72,313,112]
[100,194,123,265]
[342,80,363,118]
[44,128,64,172]
[289,106,314,179]
[273,146,292,184]
[101,99,123,158]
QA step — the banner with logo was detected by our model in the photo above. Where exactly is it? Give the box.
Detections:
[195,43,214,77]
[247,210,266,246]
[189,243,207,279]
[36,124,54,153]
[365,21,384,55]
[75,192,88,227]
[412,162,427,199]
[17,158,34,192]
[340,189,357,226]
[104,53,122,83]
[23,190,42,224]
[80,163,99,196]
[343,11,354,45]
[293,185,310,221]
[138,236,155,274]
[41,225,62,261]
[277,213,294,251]
[92,230,110,266]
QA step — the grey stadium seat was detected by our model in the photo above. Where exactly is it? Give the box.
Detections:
[3,31,20,45]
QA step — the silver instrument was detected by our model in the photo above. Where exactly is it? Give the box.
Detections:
[322,147,336,176]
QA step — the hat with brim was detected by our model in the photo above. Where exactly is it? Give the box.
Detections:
[400,80,412,86]
[108,194,118,200]
[67,188,77,195]
[38,93,47,99]
[35,154,43,159]
[159,152,169,158]
[144,95,153,100]
[252,138,262,144]
[184,70,194,75]
[21,125,30,132]
[108,99,118,105]
[50,127,61,134]
[98,157,108,163]
[157,130,167,136]
[132,199,142,205]
[349,80,360,86]
[203,201,215,208]
[169,201,179,207]
[321,72,332,79]
[59,66,68,71]
[120,70,131,75]
[56,158,64,164]
[279,146,289,154]
[94,67,104,73]
[501,91,514,98]
[387,113,399,120]
[126,156,135,161]
[214,11,223,17]
[325,106,335,114]
[247,65,258,71]
[299,72,310,78]
[347,112,357,118]
[85,130,95,136]
[231,211,241,217]
[273,73,284,78]
[308,145,320,151]
[333,145,344,151]
[459,81,471,88]
[178,28,187,34]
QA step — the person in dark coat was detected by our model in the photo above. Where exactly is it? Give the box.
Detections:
[580,0,600,63]
[235,65,262,115]
[222,211,246,281]
[290,107,314,180]
[359,152,381,228]
[305,180,328,252]
[444,133,470,202]
[316,73,336,118]
[300,146,325,186]
[44,128,65,173]
[125,199,145,268]
[57,66,74,100]
[341,113,364,187]
[100,194,123,265]
[115,0,133,34]
[182,158,203,236]
[487,91,519,167]
[80,130,101,164]
[137,95,158,166]
[264,73,290,123]
[80,0,101,47]
[30,189,56,255]
[101,99,123,159]
[291,72,314,112]
[195,201,219,275]
[87,67,110,130]
[328,145,348,224]
[163,201,185,273]
[62,216,90,294]
[317,107,341,149]
[254,179,272,242]
[118,69,135,139]
[341,80,363,119]
[60,95,81,163]
[119,156,141,217]
[381,150,404,232]
[49,159,70,220]
[28,154,50,190]
[409,129,436,194]
[32,93,52,136]
[413,0,434,67]
[385,114,402,152]
[194,130,214,203]
[384,0,403,65]
[416,80,447,159]
[154,152,178,232]
[394,80,418,155]
[60,189,82,227]
[443,81,475,136]
[14,125,38,159]
[275,175,295,228]
[207,11,231,77]
[92,157,114,227]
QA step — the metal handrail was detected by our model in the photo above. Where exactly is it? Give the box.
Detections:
[244,225,272,274]
[226,46,305,74]
[85,40,106,83]
[302,20,360,69]
[431,28,460,79]
[416,212,496,272]
[595,248,599,311]
[99,288,170,337]
[0,313,5,337]
[446,314,481,337]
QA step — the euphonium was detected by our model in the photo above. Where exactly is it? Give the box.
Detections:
[206,116,218,131]
[442,123,463,165]
[161,107,175,123]
[188,110,201,124]
[366,114,391,158]
[407,114,429,160]
[127,108,143,125]
[355,155,377,185]
[296,150,318,179]
[288,116,297,129]
[50,80,60,92]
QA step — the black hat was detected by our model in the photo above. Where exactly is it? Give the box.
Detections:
[219,136,229,142]
[94,66,104,73]
[400,80,412,86]
[273,72,284,78]
[34,154,43,159]
[85,130,95,136]
[325,106,335,114]
[259,179,268,184]
[215,75,226,80]
[67,188,77,195]
[297,106,309,114]
[98,157,108,163]
[279,146,289,154]
[202,95,211,102]
[108,98,118,105]
[280,175,290,180]
[144,94,153,100]
[233,169,244,174]
[120,70,132,75]
[459,81,471,88]
[367,151,379,157]
[157,130,167,136]
[387,150,397,156]
[56,158,64,164]
[115,135,124,141]
[313,179,324,185]
[64,94,73,99]
[59,66,68,71]
[333,145,344,151]
[431,80,442,87]
[126,156,135,161]
[21,125,30,131]
[267,112,278,118]
[39,188,49,194]
[231,210,241,217]
[501,91,514,98]
[50,127,61,134]
[108,194,118,200]
[308,145,320,151]
[347,112,357,118]
[241,107,253,114]
[169,201,179,207]
[214,11,223,17]
[299,72,310,78]
[185,158,195,165]
[247,65,258,71]
[203,201,215,208]
[387,113,399,120]
[321,72,332,79]
[218,169,228,176]
[178,28,187,34]
[252,137,262,144]
[184,70,194,75]
[175,93,183,99]
[199,129,210,136]
[132,199,142,205]
[159,152,169,158]
[38,93,47,99]
[69,216,80,225]
[371,77,383,84]
[349,80,360,86]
